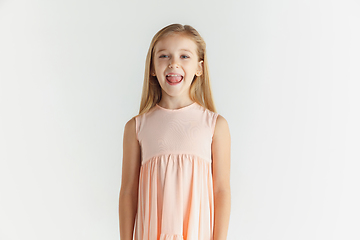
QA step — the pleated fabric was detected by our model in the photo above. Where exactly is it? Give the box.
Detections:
[134,102,218,240]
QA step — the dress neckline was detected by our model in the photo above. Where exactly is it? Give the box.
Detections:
[155,102,196,111]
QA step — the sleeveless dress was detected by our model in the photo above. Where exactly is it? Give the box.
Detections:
[134,101,219,240]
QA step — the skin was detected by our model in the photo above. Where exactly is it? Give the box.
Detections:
[119,117,141,240]
[211,115,231,240]
[119,33,231,240]
[152,33,203,109]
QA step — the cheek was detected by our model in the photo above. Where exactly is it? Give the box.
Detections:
[183,60,197,68]
[154,61,168,69]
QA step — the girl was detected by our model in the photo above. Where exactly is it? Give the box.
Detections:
[119,24,231,240]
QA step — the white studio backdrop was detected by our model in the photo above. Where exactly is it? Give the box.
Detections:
[0,0,359,239]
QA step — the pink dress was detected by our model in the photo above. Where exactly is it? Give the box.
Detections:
[134,101,219,240]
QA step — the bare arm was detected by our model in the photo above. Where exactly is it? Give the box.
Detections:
[119,117,141,240]
[211,115,231,240]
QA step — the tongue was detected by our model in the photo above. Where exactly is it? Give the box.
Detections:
[167,76,182,83]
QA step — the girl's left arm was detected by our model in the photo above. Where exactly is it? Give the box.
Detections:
[211,114,231,240]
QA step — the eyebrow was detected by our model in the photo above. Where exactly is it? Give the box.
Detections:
[156,49,194,54]
[180,49,194,54]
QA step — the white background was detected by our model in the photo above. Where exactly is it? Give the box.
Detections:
[1,0,359,239]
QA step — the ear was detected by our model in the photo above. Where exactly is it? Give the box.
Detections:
[196,60,203,76]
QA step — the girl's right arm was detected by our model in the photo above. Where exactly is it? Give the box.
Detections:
[119,117,141,240]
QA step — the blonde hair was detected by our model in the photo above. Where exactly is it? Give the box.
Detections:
[138,23,217,116]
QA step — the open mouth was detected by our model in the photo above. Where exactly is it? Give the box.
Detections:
[166,74,183,84]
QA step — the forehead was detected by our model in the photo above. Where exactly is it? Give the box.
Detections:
[154,34,198,53]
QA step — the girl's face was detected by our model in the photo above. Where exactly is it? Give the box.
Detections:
[152,33,203,101]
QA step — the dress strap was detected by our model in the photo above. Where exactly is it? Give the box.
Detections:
[211,112,219,138]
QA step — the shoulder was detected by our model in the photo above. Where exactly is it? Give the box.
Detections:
[125,112,146,129]
[123,116,137,140]
[125,116,136,129]
[215,114,229,130]
[197,103,219,121]
[215,113,226,122]
[213,114,230,140]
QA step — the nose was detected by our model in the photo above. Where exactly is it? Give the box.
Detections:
[168,59,179,68]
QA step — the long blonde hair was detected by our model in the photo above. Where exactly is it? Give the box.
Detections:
[138,24,217,116]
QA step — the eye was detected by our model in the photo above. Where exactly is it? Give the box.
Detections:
[181,55,190,59]
[159,54,169,58]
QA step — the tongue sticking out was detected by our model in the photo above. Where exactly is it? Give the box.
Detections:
[166,75,182,83]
